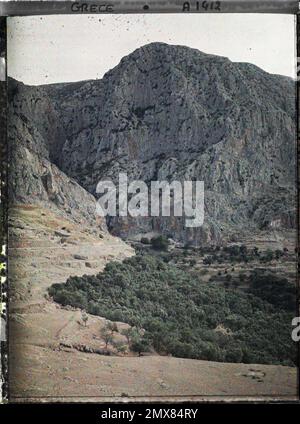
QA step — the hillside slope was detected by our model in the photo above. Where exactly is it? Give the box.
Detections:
[8,207,297,400]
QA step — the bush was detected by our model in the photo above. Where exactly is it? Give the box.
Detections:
[225,347,243,363]
[169,341,195,359]
[203,256,213,265]
[107,321,118,333]
[141,237,150,245]
[261,249,274,262]
[131,335,151,356]
[113,340,127,354]
[150,235,170,251]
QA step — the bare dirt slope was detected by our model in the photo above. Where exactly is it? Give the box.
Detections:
[8,205,297,401]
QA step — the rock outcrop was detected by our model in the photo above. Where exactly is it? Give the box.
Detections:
[8,42,296,244]
[8,143,107,232]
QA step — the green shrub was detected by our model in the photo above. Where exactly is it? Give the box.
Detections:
[131,336,151,356]
[150,235,170,251]
[225,347,243,363]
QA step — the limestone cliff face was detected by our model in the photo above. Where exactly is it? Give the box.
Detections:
[9,143,107,233]
[8,79,66,162]
[8,43,296,244]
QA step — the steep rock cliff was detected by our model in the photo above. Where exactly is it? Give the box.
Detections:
[8,43,296,244]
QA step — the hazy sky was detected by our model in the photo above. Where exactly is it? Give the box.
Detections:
[7,14,296,85]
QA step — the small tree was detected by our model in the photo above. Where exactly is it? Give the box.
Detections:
[101,326,113,350]
[121,327,141,346]
[121,328,132,344]
[112,340,128,354]
[81,310,88,327]
[107,321,118,333]
[131,336,151,356]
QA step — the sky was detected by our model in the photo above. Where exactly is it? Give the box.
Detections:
[7,14,296,85]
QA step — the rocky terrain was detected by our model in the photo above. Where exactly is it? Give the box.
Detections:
[8,42,296,245]
[6,43,298,400]
[9,143,106,233]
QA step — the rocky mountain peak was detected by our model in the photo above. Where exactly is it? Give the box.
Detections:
[8,43,296,245]
[122,41,217,63]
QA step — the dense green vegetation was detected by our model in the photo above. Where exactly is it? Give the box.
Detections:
[202,244,287,265]
[247,271,295,312]
[48,254,296,366]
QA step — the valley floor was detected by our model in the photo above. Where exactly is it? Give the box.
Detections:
[8,205,298,401]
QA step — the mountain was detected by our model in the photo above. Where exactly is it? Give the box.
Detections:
[8,80,106,232]
[7,43,298,399]
[8,42,296,245]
